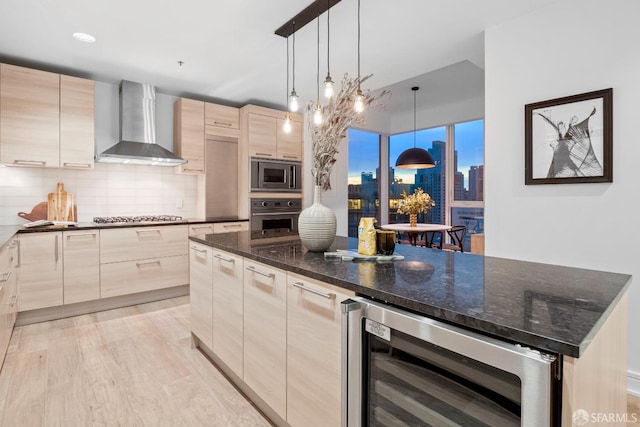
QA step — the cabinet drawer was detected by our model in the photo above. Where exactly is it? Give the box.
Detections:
[213,221,248,234]
[205,103,239,130]
[189,223,214,237]
[100,225,188,263]
[100,255,188,298]
[63,230,100,304]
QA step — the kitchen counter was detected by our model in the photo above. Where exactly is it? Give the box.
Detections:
[190,231,631,358]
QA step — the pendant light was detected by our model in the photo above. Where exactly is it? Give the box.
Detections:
[313,14,323,125]
[288,21,299,112]
[353,0,365,113]
[395,87,436,169]
[323,0,334,99]
[283,36,292,133]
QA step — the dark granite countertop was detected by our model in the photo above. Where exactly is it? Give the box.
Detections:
[190,232,631,358]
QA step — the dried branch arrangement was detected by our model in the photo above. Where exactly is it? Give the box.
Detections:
[306,74,390,190]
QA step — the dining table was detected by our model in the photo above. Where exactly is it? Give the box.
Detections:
[380,223,452,247]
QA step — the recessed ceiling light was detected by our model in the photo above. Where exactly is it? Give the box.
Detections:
[73,32,96,43]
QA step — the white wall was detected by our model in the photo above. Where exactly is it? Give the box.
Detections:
[0,81,198,224]
[485,0,640,395]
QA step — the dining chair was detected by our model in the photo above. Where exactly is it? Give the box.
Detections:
[441,225,467,252]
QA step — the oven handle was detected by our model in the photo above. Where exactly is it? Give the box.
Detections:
[251,211,300,216]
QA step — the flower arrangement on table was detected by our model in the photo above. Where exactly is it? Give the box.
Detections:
[397,188,436,227]
[307,74,390,191]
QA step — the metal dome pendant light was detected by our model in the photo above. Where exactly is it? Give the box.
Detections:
[395,87,436,169]
[288,21,299,112]
[313,14,323,125]
[323,0,334,99]
[283,36,292,133]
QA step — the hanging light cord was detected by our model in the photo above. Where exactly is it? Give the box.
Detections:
[357,0,361,82]
[316,14,320,102]
[292,21,296,92]
[326,0,330,75]
[286,36,290,103]
[413,89,417,147]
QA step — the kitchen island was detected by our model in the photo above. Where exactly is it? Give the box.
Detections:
[190,231,631,426]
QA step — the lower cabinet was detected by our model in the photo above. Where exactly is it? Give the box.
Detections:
[286,272,354,427]
[244,259,287,419]
[212,248,244,378]
[63,230,100,304]
[0,239,18,367]
[17,232,63,311]
[189,242,213,349]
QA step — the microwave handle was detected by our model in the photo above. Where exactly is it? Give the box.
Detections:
[290,165,296,189]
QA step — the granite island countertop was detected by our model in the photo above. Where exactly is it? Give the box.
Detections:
[190,231,632,358]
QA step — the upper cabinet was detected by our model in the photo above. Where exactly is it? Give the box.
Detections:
[1,64,60,167]
[174,98,239,175]
[0,63,95,169]
[242,105,303,161]
[59,75,95,169]
[174,98,205,174]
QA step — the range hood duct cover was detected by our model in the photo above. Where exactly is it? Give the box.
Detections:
[96,80,186,166]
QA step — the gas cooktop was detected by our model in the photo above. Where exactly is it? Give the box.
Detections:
[92,215,183,224]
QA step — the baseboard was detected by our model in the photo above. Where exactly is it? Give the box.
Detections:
[629,370,640,397]
[16,285,190,326]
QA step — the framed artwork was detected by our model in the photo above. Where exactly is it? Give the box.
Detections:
[524,88,612,185]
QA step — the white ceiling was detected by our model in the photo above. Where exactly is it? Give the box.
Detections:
[0,0,558,111]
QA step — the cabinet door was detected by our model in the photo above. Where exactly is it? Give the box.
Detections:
[174,98,205,174]
[247,113,277,158]
[244,260,287,419]
[63,230,100,304]
[276,117,303,161]
[0,241,16,363]
[17,232,63,311]
[189,242,213,349]
[212,221,248,234]
[205,102,239,133]
[0,64,60,167]
[60,75,95,169]
[286,273,355,427]
[212,249,243,378]
[188,223,215,237]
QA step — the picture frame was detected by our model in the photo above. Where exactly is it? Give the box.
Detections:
[524,88,612,185]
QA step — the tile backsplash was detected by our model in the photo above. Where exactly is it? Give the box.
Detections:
[0,164,198,225]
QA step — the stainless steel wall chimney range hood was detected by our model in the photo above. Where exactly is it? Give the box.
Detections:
[96,80,186,166]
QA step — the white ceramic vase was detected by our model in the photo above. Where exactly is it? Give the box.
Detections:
[298,185,337,252]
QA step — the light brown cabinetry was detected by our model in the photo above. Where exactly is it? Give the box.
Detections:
[59,75,95,169]
[276,117,304,161]
[205,103,239,135]
[189,242,213,349]
[17,232,63,311]
[62,230,100,304]
[286,272,355,427]
[246,110,303,161]
[174,98,205,174]
[212,221,248,234]
[243,260,287,419]
[100,225,188,298]
[0,64,60,167]
[0,240,18,367]
[212,249,244,378]
[0,64,95,169]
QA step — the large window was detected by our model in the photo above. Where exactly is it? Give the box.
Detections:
[347,129,380,237]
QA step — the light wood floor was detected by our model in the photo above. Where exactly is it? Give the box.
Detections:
[0,296,638,426]
[0,296,271,427]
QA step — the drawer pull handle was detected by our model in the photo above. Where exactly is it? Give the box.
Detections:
[246,266,274,279]
[191,226,211,230]
[9,295,17,307]
[63,162,92,168]
[67,233,96,238]
[213,121,232,127]
[13,160,46,166]
[0,272,12,283]
[255,152,273,157]
[190,246,207,253]
[136,260,161,267]
[183,168,204,172]
[136,229,161,234]
[223,224,242,228]
[214,254,235,263]
[282,155,299,160]
[293,282,336,300]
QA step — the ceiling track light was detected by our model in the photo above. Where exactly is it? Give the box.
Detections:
[395,86,436,169]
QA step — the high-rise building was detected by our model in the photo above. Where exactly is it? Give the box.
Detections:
[469,165,484,201]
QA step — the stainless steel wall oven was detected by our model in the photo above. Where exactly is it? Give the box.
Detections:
[250,198,301,239]
[342,297,561,426]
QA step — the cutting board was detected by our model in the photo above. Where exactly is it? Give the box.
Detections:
[47,183,75,222]
[18,202,49,222]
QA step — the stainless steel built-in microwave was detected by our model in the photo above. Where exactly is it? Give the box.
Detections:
[250,158,301,192]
